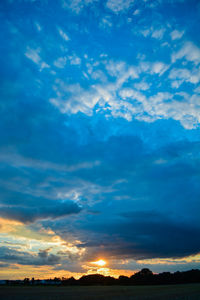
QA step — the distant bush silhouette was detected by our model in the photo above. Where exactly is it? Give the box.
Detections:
[3,268,200,286]
[79,274,116,285]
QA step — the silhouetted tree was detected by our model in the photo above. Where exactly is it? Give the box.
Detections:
[118,275,130,285]
[62,277,77,286]
[4,268,200,286]
[23,278,30,285]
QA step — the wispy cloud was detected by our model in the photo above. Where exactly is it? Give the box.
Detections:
[58,27,70,41]
[25,47,50,71]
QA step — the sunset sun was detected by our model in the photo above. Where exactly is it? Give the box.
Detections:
[91,259,106,267]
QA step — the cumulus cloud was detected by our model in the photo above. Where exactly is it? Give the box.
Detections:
[169,68,200,86]
[172,41,200,65]
[151,62,169,75]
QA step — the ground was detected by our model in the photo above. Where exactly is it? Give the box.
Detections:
[0,284,200,300]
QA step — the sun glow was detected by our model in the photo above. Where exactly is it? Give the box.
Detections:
[91,259,106,267]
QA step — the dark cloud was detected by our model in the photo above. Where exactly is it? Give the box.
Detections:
[0,200,81,223]
[0,262,10,268]
[76,210,200,261]
[0,247,61,266]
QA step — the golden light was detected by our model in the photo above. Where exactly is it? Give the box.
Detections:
[91,259,106,267]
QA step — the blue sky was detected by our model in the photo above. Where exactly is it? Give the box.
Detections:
[0,0,200,278]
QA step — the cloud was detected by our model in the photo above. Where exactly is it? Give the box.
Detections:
[58,27,70,41]
[0,247,61,266]
[133,9,140,15]
[62,0,97,13]
[134,81,149,91]
[79,210,200,261]
[25,47,49,71]
[151,62,169,75]
[54,57,67,68]
[99,16,113,28]
[106,0,134,13]
[140,27,165,40]
[169,67,200,86]
[68,54,81,65]
[25,47,41,64]
[140,29,151,37]
[172,41,200,65]
[49,56,200,129]
[170,29,184,40]
[151,28,165,40]
[0,201,82,223]
[35,22,42,32]
[2,0,200,274]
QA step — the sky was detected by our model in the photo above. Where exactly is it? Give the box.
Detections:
[0,0,200,279]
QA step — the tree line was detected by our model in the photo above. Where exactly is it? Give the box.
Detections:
[2,268,200,286]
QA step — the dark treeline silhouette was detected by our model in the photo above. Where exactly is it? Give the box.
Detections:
[1,268,200,286]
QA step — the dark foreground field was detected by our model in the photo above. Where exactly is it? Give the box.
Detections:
[1,284,200,300]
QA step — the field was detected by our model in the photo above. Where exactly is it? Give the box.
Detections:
[0,284,200,300]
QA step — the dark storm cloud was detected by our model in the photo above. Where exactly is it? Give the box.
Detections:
[0,247,60,266]
[0,200,81,223]
[78,210,200,261]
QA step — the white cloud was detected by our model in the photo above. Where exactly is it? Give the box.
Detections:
[137,60,169,76]
[0,150,100,173]
[140,27,165,40]
[25,47,41,64]
[62,0,97,13]
[133,9,140,15]
[140,29,151,37]
[172,41,200,65]
[68,54,81,65]
[169,68,200,87]
[194,86,200,94]
[25,47,49,71]
[170,29,184,40]
[151,62,169,75]
[54,57,67,68]
[134,81,149,91]
[49,58,200,130]
[119,88,146,103]
[151,28,165,40]
[58,28,70,41]
[100,16,113,28]
[106,0,134,13]
[35,22,42,31]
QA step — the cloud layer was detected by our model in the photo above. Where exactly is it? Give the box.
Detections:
[0,0,200,276]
